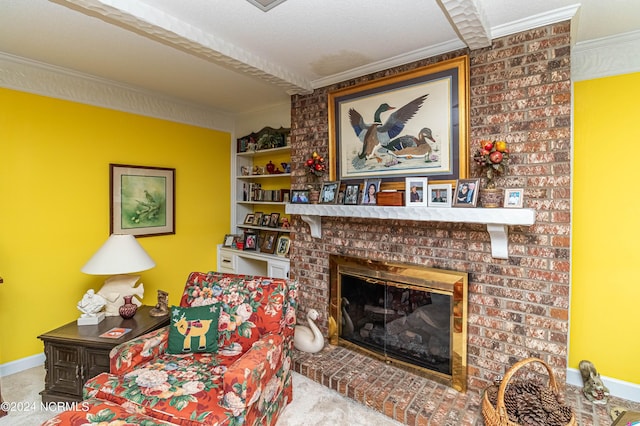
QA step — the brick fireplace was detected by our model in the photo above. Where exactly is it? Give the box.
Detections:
[287,18,571,414]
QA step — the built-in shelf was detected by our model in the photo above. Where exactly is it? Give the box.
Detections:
[285,204,536,259]
[238,201,287,206]
[238,173,291,180]
[238,224,291,233]
[237,146,290,158]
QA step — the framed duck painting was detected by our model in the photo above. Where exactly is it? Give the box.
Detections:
[328,56,469,184]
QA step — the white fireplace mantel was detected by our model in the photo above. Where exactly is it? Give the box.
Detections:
[285,204,536,259]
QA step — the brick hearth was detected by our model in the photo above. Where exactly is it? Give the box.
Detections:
[292,346,640,426]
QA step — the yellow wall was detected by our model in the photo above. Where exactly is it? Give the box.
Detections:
[0,88,231,363]
[572,72,640,383]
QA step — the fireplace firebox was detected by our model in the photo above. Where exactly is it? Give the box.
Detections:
[329,256,468,391]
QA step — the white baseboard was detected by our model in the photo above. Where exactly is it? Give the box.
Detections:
[0,353,45,377]
[567,367,640,403]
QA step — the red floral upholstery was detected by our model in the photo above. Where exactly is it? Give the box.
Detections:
[47,272,298,426]
[180,272,288,353]
[42,397,174,425]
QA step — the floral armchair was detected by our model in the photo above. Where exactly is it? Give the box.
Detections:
[44,272,298,426]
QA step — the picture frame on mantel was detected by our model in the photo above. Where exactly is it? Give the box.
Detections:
[452,179,479,208]
[110,164,175,237]
[427,183,452,207]
[504,188,524,208]
[405,177,428,206]
[328,56,469,183]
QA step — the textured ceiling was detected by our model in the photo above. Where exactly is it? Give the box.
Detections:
[1,0,639,114]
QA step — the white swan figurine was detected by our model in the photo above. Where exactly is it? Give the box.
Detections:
[294,309,324,353]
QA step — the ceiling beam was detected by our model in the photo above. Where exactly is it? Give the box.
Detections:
[438,0,492,50]
[52,0,313,94]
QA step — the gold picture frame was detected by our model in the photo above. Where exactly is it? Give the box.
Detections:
[328,56,469,184]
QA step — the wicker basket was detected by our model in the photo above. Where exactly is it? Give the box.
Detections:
[482,358,577,426]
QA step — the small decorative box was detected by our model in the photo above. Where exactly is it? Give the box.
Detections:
[377,191,405,206]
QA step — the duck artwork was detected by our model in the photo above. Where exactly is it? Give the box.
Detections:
[349,94,428,169]
[383,127,436,159]
[294,309,324,353]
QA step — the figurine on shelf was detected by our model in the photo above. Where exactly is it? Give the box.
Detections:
[77,289,106,317]
[281,162,291,173]
[281,217,290,229]
[150,289,169,317]
[77,289,107,325]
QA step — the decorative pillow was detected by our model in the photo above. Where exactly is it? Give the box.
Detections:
[167,304,220,354]
[178,272,288,355]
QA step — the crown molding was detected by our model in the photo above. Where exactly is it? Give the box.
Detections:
[492,4,580,39]
[0,53,234,131]
[311,39,466,90]
[311,5,579,90]
[572,30,640,82]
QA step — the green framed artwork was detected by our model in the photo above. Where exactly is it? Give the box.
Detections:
[110,164,175,237]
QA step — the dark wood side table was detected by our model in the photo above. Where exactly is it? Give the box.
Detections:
[38,305,169,403]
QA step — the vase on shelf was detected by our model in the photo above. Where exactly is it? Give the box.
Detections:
[309,189,320,204]
[480,187,503,208]
[119,295,138,319]
[266,161,276,174]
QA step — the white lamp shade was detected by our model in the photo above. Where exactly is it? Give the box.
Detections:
[81,234,156,275]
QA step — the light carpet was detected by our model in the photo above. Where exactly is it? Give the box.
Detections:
[0,366,403,425]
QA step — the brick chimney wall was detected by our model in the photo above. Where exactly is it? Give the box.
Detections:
[288,21,571,392]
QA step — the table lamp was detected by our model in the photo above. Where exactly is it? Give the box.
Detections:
[81,234,156,317]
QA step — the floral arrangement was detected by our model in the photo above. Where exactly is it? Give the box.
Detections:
[305,151,326,178]
[473,139,509,189]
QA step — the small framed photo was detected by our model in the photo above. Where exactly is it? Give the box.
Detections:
[223,234,236,247]
[275,235,291,257]
[427,183,452,207]
[405,177,428,206]
[261,231,278,254]
[361,179,381,205]
[281,189,291,203]
[243,231,258,251]
[320,181,340,204]
[269,212,280,227]
[291,190,310,203]
[244,213,255,224]
[343,183,360,205]
[261,214,271,227]
[504,188,524,208]
[453,179,479,207]
[253,211,263,226]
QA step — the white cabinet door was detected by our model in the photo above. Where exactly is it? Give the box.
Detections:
[268,259,289,279]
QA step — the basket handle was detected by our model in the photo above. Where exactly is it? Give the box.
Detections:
[495,357,560,420]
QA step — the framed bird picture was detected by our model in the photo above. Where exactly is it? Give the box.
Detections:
[110,164,175,237]
[328,56,469,184]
